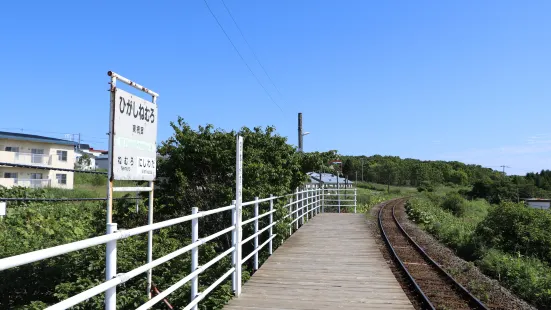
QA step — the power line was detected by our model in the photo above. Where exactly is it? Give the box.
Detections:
[220,0,285,99]
[202,0,284,113]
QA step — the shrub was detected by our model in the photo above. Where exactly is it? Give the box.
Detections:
[441,192,467,217]
[474,202,551,264]
[477,250,551,309]
[417,181,434,193]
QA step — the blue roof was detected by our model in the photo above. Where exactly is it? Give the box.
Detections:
[307,172,353,184]
[0,131,76,146]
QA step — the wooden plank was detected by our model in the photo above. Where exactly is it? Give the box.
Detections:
[223,213,413,309]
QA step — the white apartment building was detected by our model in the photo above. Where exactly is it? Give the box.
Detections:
[0,131,76,189]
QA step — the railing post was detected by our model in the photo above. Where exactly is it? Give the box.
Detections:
[322,185,325,213]
[289,197,298,237]
[105,223,117,310]
[191,207,199,310]
[254,197,259,271]
[234,135,243,297]
[309,189,312,219]
[313,188,316,217]
[338,183,341,214]
[312,188,316,217]
[354,188,357,213]
[295,188,299,229]
[269,195,273,255]
[231,199,236,292]
[316,187,319,215]
[300,189,308,225]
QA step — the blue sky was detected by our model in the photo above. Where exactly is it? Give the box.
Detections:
[1,0,550,175]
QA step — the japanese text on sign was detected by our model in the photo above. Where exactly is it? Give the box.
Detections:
[111,88,158,181]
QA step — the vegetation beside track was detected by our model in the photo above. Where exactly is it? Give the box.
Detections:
[405,193,551,309]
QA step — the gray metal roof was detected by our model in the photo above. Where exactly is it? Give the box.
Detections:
[0,131,76,146]
[307,172,352,184]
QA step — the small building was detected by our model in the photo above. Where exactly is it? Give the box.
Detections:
[95,154,109,170]
[523,198,551,210]
[74,144,108,170]
[307,172,354,188]
[0,131,76,189]
[75,149,97,170]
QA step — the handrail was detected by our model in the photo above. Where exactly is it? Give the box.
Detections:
[242,209,277,225]
[0,204,235,271]
[135,247,235,310]
[1,185,356,310]
[241,196,280,206]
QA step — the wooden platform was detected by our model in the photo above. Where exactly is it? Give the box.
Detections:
[223,213,413,309]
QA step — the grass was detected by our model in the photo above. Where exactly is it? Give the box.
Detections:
[355,181,417,194]
[405,195,490,259]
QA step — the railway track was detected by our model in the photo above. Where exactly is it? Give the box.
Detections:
[378,199,489,310]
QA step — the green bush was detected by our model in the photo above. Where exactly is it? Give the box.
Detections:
[477,250,551,309]
[74,172,107,186]
[441,192,467,217]
[474,202,551,265]
[406,194,551,308]
[417,181,434,192]
[405,195,487,260]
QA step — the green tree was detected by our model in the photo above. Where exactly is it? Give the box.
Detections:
[75,153,92,170]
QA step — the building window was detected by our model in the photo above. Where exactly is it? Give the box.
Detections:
[30,173,43,179]
[5,146,19,152]
[56,174,67,185]
[3,172,18,178]
[57,150,68,161]
[31,149,45,164]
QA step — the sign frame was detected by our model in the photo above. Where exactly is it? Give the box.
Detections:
[106,71,159,307]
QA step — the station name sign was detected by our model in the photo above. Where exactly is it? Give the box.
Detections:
[112,88,157,181]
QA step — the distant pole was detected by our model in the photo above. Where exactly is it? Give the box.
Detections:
[298,112,303,152]
[355,171,358,182]
[500,165,510,176]
[361,158,364,182]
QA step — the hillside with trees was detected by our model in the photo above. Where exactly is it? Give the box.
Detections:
[340,155,551,201]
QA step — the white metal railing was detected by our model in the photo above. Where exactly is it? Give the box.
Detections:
[14,178,52,188]
[0,136,357,310]
[14,152,52,165]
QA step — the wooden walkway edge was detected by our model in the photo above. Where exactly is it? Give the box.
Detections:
[223,213,413,309]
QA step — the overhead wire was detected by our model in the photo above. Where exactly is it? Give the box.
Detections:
[202,0,284,113]
[219,0,285,100]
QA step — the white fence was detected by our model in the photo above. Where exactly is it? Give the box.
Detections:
[0,136,357,310]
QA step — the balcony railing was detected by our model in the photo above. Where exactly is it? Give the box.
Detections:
[14,152,52,165]
[14,178,52,188]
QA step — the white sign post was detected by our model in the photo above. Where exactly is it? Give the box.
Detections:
[106,71,159,309]
[112,88,158,180]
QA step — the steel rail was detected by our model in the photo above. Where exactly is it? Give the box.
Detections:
[378,200,435,309]
[379,199,489,310]
[389,201,489,310]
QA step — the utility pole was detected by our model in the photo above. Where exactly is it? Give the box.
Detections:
[298,112,303,152]
[356,171,358,182]
[500,165,510,176]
